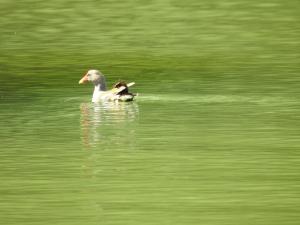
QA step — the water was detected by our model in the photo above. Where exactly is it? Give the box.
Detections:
[1,0,300,224]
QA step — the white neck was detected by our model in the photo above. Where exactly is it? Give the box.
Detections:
[95,82,106,91]
[92,77,107,102]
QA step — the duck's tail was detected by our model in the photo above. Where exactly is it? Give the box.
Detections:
[112,81,135,96]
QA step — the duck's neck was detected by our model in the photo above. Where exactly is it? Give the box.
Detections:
[94,83,106,92]
[92,76,107,102]
[93,75,107,91]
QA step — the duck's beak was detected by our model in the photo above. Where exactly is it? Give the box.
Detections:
[79,73,88,84]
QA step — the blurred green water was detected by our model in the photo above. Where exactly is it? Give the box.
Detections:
[0,0,300,225]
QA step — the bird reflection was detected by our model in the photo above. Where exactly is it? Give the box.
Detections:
[79,101,139,220]
[80,101,139,149]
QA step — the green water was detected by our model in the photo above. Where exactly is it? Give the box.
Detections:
[1,0,300,224]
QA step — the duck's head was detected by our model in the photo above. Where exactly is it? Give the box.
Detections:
[79,69,105,85]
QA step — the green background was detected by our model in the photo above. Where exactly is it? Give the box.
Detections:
[0,0,299,224]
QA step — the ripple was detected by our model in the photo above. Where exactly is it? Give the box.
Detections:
[137,94,296,105]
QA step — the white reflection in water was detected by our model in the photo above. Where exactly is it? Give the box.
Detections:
[80,101,139,148]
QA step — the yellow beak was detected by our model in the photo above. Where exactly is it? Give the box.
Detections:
[79,74,88,84]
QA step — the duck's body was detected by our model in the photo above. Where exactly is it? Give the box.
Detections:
[79,70,135,103]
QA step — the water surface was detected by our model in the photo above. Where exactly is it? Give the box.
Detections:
[1,0,300,224]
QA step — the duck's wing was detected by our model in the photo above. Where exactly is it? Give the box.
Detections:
[111,82,135,94]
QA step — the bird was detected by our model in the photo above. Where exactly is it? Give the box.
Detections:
[79,69,135,102]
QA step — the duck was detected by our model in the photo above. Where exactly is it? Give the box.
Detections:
[79,69,136,102]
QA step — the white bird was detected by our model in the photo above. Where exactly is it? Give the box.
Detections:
[79,69,135,102]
